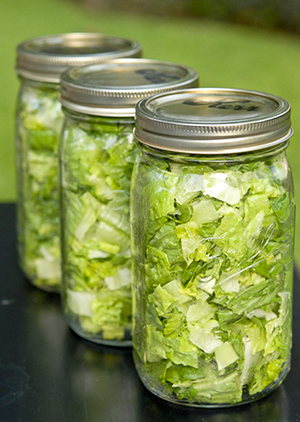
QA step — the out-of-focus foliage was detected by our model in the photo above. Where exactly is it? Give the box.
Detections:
[187,0,300,34]
[79,0,300,35]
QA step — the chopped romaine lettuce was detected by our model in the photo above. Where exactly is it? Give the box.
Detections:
[61,113,135,343]
[131,149,294,405]
[214,342,239,371]
[16,82,63,290]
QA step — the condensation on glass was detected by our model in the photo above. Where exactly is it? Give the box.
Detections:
[15,33,142,292]
[59,59,199,346]
[131,88,295,406]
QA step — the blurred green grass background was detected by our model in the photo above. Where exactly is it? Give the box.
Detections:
[1,0,300,261]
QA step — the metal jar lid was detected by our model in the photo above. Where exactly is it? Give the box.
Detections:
[60,59,199,117]
[16,33,142,83]
[135,88,293,154]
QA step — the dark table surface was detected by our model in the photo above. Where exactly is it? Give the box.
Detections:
[0,203,300,422]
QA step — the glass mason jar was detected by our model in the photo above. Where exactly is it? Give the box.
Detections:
[59,59,199,345]
[15,33,142,292]
[131,88,295,406]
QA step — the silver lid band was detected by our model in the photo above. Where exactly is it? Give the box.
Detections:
[16,33,142,83]
[60,59,199,117]
[135,88,292,154]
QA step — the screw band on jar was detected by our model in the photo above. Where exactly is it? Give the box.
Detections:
[135,88,292,153]
[16,33,142,83]
[60,59,199,116]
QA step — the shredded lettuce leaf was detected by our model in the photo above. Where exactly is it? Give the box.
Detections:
[16,83,63,290]
[61,114,135,343]
[131,150,294,405]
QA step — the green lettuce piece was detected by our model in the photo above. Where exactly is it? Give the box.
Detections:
[146,326,167,362]
[226,278,281,315]
[270,192,293,222]
[131,150,294,405]
[149,280,191,317]
[175,173,203,204]
[173,371,243,404]
[213,213,245,262]
[149,221,184,265]
[191,198,220,225]
[165,334,200,368]
[17,84,63,290]
[251,177,284,198]
[61,115,135,342]
[244,194,270,221]
[214,342,239,371]
[176,221,204,265]
[67,289,96,317]
[248,358,288,396]
[144,168,177,221]
[165,363,206,384]
[203,172,242,205]
[164,311,184,338]
[189,328,223,354]
[79,289,131,341]
[145,245,173,288]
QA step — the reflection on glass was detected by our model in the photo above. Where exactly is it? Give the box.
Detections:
[138,385,289,422]
[67,340,141,422]
[24,288,73,422]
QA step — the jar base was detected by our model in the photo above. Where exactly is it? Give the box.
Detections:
[21,264,61,293]
[66,314,132,347]
[133,350,290,408]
